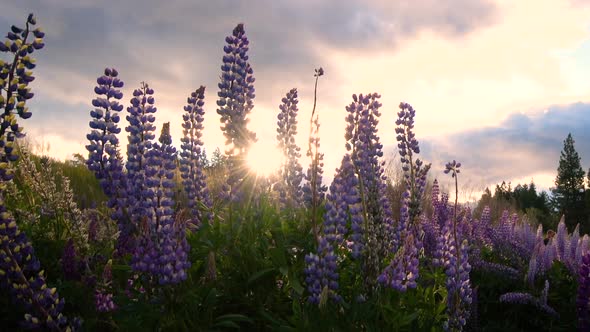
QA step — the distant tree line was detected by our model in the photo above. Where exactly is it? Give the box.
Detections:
[474,133,590,234]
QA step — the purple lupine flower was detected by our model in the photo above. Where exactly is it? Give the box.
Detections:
[344,93,396,286]
[500,286,558,317]
[439,161,472,331]
[180,86,212,228]
[378,232,419,292]
[577,252,590,330]
[432,179,440,207]
[95,261,116,313]
[155,124,190,284]
[217,23,256,155]
[151,126,190,284]
[0,194,74,330]
[432,194,452,268]
[444,239,472,331]
[421,213,440,258]
[555,217,569,261]
[125,81,157,222]
[304,237,341,305]
[95,291,116,313]
[577,235,589,269]
[61,239,79,280]
[567,224,580,272]
[396,102,431,223]
[0,13,44,184]
[86,68,133,255]
[275,88,304,208]
[527,246,540,286]
[0,15,78,331]
[470,260,521,281]
[133,124,190,285]
[217,23,257,199]
[323,155,363,256]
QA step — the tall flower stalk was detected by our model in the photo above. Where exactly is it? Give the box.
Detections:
[344,92,395,289]
[140,124,190,284]
[442,160,472,331]
[0,14,77,331]
[86,68,132,255]
[275,88,304,208]
[217,23,256,200]
[125,81,157,232]
[303,68,327,238]
[180,86,212,227]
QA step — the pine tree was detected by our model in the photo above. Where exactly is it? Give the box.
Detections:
[552,133,586,232]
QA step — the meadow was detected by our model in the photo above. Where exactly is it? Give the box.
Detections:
[0,13,588,331]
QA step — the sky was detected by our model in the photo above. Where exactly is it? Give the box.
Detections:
[2,0,590,201]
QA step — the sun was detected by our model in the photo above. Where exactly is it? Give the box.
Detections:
[246,141,283,177]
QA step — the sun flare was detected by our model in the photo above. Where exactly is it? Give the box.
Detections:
[246,142,283,177]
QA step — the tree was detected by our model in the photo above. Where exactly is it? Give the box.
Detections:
[552,133,586,232]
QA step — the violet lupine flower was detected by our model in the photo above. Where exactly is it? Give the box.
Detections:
[86,68,133,255]
[180,86,212,228]
[95,291,116,313]
[217,23,257,199]
[500,283,558,318]
[378,232,419,292]
[217,23,256,155]
[0,14,44,188]
[304,237,341,305]
[555,217,569,261]
[125,81,156,222]
[421,213,440,258]
[432,179,440,206]
[95,262,116,313]
[0,194,74,330]
[61,238,79,280]
[149,126,190,284]
[577,252,590,330]
[568,225,581,272]
[132,125,190,285]
[431,192,453,268]
[323,155,363,256]
[344,93,395,286]
[275,88,304,208]
[396,102,431,223]
[444,239,472,331]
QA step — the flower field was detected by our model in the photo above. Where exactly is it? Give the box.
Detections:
[0,13,588,331]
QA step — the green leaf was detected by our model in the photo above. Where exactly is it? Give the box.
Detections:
[111,264,132,272]
[212,321,241,329]
[269,247,287,266]
[215,314,253,323]
[247,267,276,285]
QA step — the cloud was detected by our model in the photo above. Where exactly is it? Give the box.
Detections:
[416,102,590,192]
[2,0,590,197]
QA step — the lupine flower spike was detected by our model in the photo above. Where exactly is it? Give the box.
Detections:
[86,68,132,255]
[275,88,304,208]
[217,23,256,200]
[0,14,78,331]
[180,86,213,228]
